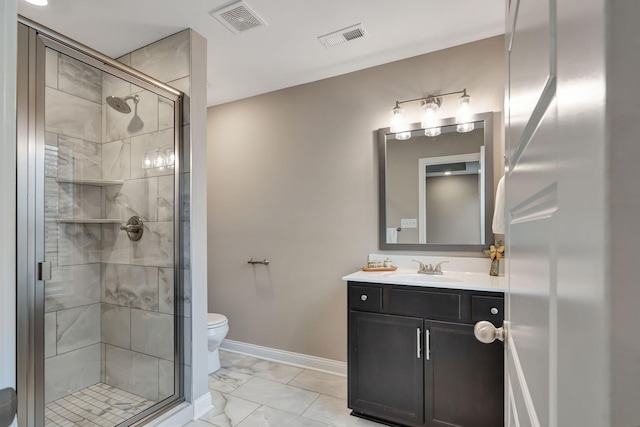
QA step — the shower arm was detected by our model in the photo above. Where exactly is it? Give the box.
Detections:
[123,94,139,104]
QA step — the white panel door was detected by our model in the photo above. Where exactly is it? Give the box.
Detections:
[0,0,18,426]
[506,0,608,426]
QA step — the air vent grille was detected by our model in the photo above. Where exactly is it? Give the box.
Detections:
[318,24,368,48]
[210,1,267,35]
[343,28,365,41]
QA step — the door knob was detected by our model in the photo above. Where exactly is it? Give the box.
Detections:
[474,320,505,344]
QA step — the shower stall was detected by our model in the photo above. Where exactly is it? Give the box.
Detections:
[16,20,185,427]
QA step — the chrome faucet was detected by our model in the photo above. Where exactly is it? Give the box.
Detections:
[413,260,449,275]
[433,261,449,275]
[413,260,433,275]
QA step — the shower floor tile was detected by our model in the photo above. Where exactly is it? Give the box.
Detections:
[45,382,156,427]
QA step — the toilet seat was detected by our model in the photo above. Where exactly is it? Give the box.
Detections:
[207,313,228,328]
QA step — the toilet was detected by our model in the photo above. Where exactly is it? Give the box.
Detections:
[207,313,229,374]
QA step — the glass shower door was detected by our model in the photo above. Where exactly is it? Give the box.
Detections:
[39,40,181,427]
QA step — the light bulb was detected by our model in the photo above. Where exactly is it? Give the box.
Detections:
[154,152,165,168]
[395,131,412,141]
[425,127,441,137]
[456,93,474,133]
[143,154,152,169]
[421,98,441,137]
[390,105,406,133]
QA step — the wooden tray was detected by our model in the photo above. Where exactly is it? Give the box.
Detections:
[361,266,398,272]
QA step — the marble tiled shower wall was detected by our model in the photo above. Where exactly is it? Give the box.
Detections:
[119,29,194,402]
[43,40,183,404]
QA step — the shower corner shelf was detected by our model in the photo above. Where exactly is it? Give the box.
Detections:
[56,178,125,187]
[54,218,124,224]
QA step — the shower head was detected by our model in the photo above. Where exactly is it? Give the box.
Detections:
[105,94,139,114]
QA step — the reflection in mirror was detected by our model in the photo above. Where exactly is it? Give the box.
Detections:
[379,113,494,251]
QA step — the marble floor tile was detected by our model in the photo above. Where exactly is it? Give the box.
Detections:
[231,356,303,384]
[303,395,382,427]
[199,390,260,427]
[188,355,387,427]
[208,368,253,394]
[238,406,329,427]
[231,377,319,416]
[289,369,348,400]
[184,421,216,427]
[219,350,248,368]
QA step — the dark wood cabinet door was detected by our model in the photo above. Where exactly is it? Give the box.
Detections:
[424,320,504,427]
[349,310,424,427]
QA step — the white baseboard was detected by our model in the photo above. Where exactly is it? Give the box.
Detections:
[193,392,213,420]
[148,402,192,427]
[220,339,347,377]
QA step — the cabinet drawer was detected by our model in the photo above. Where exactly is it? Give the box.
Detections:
[389,288,460,320]
[349,285,382,312]
[472,296,504,327]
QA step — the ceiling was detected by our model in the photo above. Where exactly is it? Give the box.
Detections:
[18,0,504,107]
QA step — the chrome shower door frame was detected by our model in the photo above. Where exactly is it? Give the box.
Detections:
[16,19,185,427]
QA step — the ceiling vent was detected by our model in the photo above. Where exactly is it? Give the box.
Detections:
[210,1,267,35]
[318,24,368,48]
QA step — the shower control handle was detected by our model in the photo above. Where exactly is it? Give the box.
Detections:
[121,216,144,241]
[120,224,140,232]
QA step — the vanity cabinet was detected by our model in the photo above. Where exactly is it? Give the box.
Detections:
[348,282,504,427]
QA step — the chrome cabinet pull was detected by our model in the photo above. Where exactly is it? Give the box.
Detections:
[490,307,499,315]
[426,329,430,360]
[417,328,421,359]
[360,294,368,301]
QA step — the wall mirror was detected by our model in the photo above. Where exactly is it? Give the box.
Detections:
[378,112,494,251]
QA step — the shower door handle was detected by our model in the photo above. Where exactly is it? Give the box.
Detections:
[37,261,51,281]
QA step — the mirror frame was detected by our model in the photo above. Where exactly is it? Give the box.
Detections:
[378,111,494,251]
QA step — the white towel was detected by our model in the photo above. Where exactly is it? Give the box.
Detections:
[386,227,398,244]
[492,176,506,234]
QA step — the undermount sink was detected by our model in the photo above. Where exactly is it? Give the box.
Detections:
[384,274,463,283]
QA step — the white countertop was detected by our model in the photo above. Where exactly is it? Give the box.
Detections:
[342,268,506,293]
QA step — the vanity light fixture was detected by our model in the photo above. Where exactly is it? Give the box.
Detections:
[142,147,175,171]
[456,91,474,133]
[390,103,411,140]
[390,88,474,139]
[421,97,441,137]
[390,103,406,133]
[23,0,49,5]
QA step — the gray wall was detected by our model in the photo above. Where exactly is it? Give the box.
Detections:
[206,36,505,362]
[425,174,481,244]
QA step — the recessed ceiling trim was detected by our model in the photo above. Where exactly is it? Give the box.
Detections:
[318,23,368,48]
[210,1,268,35]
